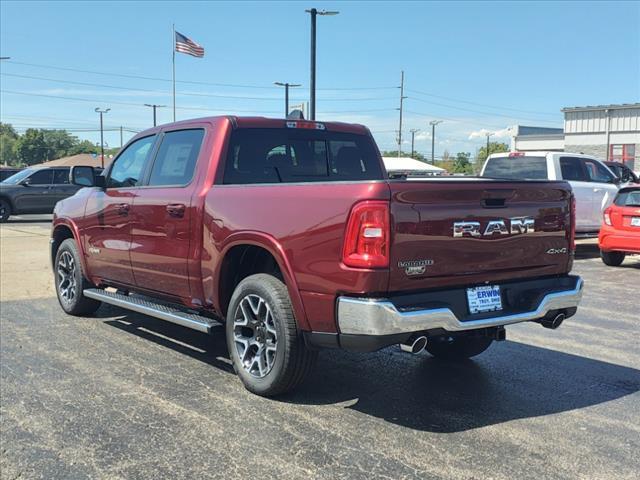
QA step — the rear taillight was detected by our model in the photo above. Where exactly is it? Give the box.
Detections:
[569,194,576,252]
[342,201,390,268]
[603,207,612,226]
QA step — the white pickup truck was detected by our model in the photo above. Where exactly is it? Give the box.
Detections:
[481,151,619,234]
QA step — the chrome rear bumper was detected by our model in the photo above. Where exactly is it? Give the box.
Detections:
[337,277,583,336]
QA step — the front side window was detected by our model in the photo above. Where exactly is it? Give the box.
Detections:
[583,159,614,183]
[52,168,70,185]
[559,157,588,182]
[28,169,53,185]
[107,135,156,188]
[223,128,382,184]
[148,129,204,186]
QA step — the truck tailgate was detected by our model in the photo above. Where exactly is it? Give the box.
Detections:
[389,179,572,293]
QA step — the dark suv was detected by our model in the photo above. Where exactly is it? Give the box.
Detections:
[0,167,82,222]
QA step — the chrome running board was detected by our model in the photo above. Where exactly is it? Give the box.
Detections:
[84,288,219,333]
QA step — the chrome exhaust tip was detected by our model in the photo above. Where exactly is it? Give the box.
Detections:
[540,312,566,330]
[400,335,428,354]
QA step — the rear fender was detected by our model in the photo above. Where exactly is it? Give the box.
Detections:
[215,232,310,331]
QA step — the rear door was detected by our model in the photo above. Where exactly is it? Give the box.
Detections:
[558,156,594,231]
[51,168,80,206]
[82,135,157,287]
[128,127,205,300]
[388,179,572,293]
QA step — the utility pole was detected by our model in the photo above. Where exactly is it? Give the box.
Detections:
[410,129,420,158]
[274,82,301,117]
[144,104,166,127]
[95,107,110,168]
[429,120,443,164]
[486,132,495,160]
[397,70,407,158]
[120,126,123,148]
[306,8,339,120]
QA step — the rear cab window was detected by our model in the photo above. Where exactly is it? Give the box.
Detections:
[482,155,548,180]
[222,128,383,184]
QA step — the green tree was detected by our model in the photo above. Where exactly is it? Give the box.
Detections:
[15,129,48,165]
[452,152,473,174]
[476,141,509,167]
[0,123,19,166]
[69,139,99,155]
[41,130,77,160]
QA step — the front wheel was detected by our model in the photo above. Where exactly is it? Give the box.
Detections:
[0,199,11,223]
[426,335,493,360]
[55,239,102,316]
[600,250,625,266]
[225,273,317,397]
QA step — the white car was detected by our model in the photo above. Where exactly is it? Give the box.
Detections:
[480,152,620,234]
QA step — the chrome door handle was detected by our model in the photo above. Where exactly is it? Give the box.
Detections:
[166,204,186,218]
[116,203,130,215]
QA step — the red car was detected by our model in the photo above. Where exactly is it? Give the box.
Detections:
[599,186,640,266]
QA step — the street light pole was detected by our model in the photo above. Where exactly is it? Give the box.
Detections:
[144,104,166,127]
[306,8,339,120]
[95,107,110,168]
[274,82,301,117]
[410,128,420,158]
[429,120,443,164]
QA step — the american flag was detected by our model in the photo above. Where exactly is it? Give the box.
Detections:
[175,31,204,58]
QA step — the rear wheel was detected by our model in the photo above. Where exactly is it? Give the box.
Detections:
[426,335,493,360]
[0,199,11,223]
[600,250,625,266]
[55,239,101,315]
[225,273,317,397]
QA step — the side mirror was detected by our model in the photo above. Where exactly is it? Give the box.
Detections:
[70,166,105,188]
[19,177,31,186]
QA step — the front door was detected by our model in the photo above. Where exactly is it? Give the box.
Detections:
[128,128,205,300]
[581,158,619,225]
[82,135,157,287]
[14,169,55,213]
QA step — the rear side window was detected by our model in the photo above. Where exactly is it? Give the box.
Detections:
[559,157,588,181]
[223,129,383,184]
[52,168,70,184]
[583,159,614,183]
[148,129,204,186]
[614,189,640,206]
[482,156,548,179]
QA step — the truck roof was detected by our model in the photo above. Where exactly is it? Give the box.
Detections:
[158,116,372,135]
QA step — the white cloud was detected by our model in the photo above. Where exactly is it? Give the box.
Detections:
[468,126,514,140]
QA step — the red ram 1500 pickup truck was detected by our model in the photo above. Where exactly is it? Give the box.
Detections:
[51,116,583,396]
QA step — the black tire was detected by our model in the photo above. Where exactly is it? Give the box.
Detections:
[54,238,101,316]
[425,335,493,360]
[0,199,11,223]
[225,273,317,397]
[600,250,625,267]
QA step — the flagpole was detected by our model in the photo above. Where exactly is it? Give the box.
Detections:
[172,23,176,122]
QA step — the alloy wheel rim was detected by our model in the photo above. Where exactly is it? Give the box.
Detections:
[57,251,77,304]
[233,294,278,378]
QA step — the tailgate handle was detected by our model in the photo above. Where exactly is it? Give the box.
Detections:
[482,198,506,208]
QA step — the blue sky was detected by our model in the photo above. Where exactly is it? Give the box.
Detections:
[1,0,638,159]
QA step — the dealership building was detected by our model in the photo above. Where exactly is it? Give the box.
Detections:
[511,103,640,170]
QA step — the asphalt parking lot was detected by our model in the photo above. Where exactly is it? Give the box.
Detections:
[1,216,638,480]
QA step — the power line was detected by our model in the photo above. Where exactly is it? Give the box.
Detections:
[4,60,397,91]
[406,88,559,117]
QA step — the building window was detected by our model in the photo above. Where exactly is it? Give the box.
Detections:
[610,144,636,170]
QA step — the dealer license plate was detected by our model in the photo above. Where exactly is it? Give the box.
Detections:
[467,285,503,314]
[631,217,640,227]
